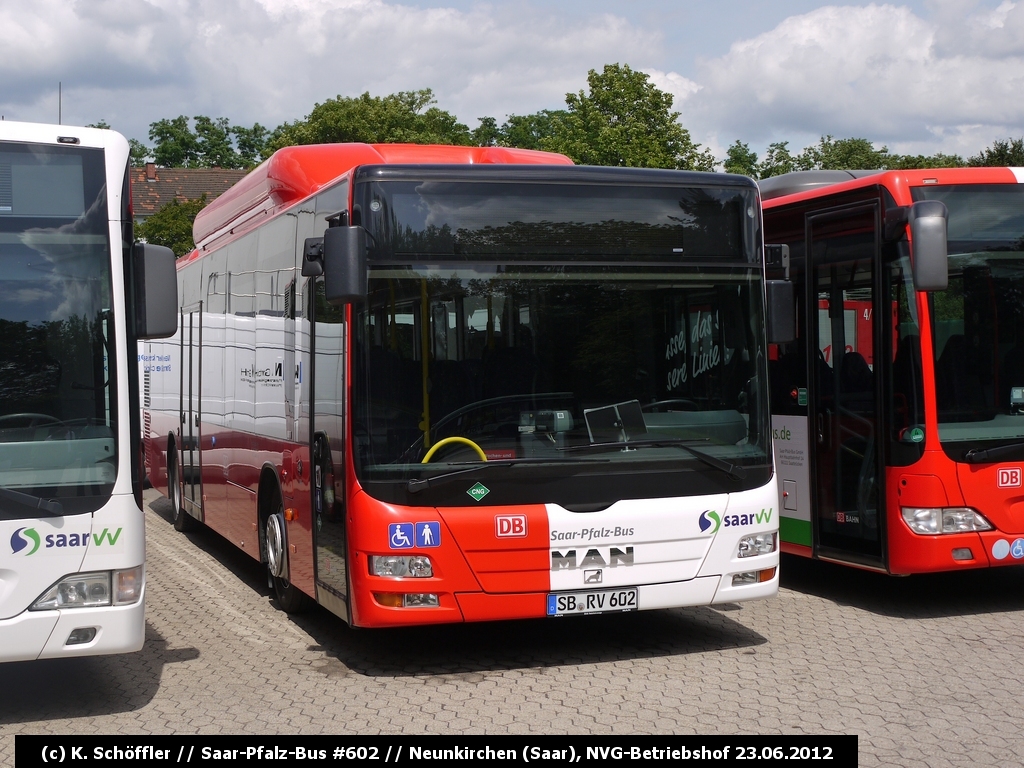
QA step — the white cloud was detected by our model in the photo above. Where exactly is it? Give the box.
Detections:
[5,0,1023,161]
[686,3,1024,157]
[643,69,702,107]
[0,0,657,142]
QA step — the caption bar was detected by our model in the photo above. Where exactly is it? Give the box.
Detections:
[17,735,856,768]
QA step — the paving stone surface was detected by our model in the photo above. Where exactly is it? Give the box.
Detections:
[3,490,1024,766]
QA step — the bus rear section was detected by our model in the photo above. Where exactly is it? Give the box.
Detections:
[0,122,176,661]
[143,144,779,627]
[762,166,1024,574]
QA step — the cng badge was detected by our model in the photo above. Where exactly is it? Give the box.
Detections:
[467,482,490,502]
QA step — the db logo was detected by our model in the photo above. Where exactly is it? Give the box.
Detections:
[495,514,528,538]
[997,468,1022,488]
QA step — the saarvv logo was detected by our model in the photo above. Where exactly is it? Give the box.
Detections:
[11,527,41,555]
[699,510,721,534]
[9,527,123,555]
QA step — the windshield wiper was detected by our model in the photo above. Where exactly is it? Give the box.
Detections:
[0,486,63,517]
[964,441,1024,464]
[560,438,746,481]
[407,457,608,494]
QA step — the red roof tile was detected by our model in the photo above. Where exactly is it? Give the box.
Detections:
[130,165,248,218]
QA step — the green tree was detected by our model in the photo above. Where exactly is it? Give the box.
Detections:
[193,116,241,168]
[723,140,759,178]
[136,195,207,258]
[757,141,797,179]
[148,116,257,168]
[471,116,501,147]
[968,137,1024,166]
[541,63,715,170]
[267,89,472,154]
[473,110,566,150]
[795,136,891,171]
[150,116,202,168]
[128,139,152,167]
[888,152,965,170]
[232,123,269,166]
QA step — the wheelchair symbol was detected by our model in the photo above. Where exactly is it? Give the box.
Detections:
[389,523,414,549]
[1012,538,1024,560]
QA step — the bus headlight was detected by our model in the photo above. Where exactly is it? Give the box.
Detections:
[901,507,994,535]
[30,566,144,611]
[370,555,433,578]
[31,572,111,610]
[737,532,776,558]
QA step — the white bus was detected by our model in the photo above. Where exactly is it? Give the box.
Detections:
[0,120,176,662]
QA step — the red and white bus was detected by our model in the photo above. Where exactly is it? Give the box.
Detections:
[142,143,781,627]
[762,167,1024,573]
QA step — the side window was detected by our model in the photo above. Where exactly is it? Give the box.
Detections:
[887,244,925,465]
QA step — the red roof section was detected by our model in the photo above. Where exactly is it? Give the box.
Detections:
[131,165,248,219]
[192,143,573,250]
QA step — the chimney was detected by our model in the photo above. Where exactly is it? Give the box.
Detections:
[145,163,156,182]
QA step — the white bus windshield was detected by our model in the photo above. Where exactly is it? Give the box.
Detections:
[0,142,117,518]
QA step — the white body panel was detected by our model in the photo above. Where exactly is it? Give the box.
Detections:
[545,482,779,607]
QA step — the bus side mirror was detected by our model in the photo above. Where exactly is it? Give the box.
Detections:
[909,200,948,292]
[301,237,324,277]
[323,225,367,305]
[766,280,795,344]
[133,243,177,339]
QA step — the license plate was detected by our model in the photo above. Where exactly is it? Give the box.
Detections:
[546,588,638,616]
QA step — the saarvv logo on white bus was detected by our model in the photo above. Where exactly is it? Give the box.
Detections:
[10,527,125,556]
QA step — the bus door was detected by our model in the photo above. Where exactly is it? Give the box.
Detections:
[311,278,349,616]
[180,303,204,518]
[807,202,886,567]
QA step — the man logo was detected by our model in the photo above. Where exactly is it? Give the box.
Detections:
[699,510,721,534]
[496,515,527,538]
[551,547,633,571]
[997,468,1022,488]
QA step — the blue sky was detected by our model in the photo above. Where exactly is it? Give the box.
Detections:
[1,0,1022,163]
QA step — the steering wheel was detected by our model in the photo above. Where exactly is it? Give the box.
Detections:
[421,436,488,463]
[642,399,699,412]
[0,413,63,428]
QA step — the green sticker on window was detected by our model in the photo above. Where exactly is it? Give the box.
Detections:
[467,482,491,502]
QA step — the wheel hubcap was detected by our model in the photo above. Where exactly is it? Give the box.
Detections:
[266,512,286,578]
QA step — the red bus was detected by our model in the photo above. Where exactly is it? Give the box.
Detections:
[762,167,1024,573]
[141,142,782,627]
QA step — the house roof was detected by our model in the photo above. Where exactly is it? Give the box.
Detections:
[130,164,249,218]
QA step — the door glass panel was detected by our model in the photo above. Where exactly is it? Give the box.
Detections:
[313,280,347,601]
[810,209,883,560]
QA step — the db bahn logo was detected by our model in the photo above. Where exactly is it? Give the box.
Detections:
[495,515,528,538]
[997,468,1021,488]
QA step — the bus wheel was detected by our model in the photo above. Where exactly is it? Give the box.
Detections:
[169,445,198,532]
[265,501,313,614]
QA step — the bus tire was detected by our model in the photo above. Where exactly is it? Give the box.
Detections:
[265,493,314,614]
[168,442,198,533]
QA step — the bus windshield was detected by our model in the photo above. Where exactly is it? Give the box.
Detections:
[0,141,117,518]
[914,184,1024,458]
[350,179,771,507]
